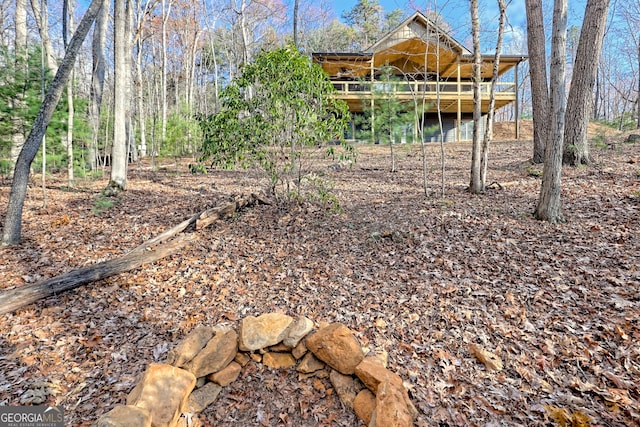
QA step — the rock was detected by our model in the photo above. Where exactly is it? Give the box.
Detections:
[305,323,364,375]
[353,390,376,426]
[165,326,214,368]
[234,352,251,367]
[250,353,262,363]
[262,352,296,369]
[268,343,291,352]
[184,330,238,377]
[93,405,151,427]
[126,364,196,427]
[355,359,417,421]
[374,380,414,427]
[625,134,640,143]
[174,415,202,427]
[282,316,314,347]
[291,341,308,359]
[239,313,294,351]
[369,351,389,368]
[329,369,363,409]
[355,358,403,393]
[186,382,222,413]
[195,377,206,389]
[207,361,242,386]
[296,352,325,373]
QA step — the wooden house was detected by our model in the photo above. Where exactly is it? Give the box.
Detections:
[312,11,527,142]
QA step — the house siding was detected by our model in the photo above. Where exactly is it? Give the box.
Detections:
[422,113,485,142]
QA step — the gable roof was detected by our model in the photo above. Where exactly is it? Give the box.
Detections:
[312,10,526,81]
[366,11,471,56]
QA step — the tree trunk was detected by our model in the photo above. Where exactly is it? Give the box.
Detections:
[0,194,266,314]
[64,0,75,187]
[107,0,129,193]
[0,235,191,315]
[29,0,58,74]
[563,0,610,165]
[9,0,28,174]
[133,0,151,158]
[480,0,507,189]
[135,38,147,157]
[525,0,550,164]
[240,0,249,66]
[125,0,136,163]
[469,0,483,194]
[2,0,104,246]
[88,0,109,171]
[535,0,567,223]
[161,0,170,146]
[293,0,299,49]
[637,44,640,129]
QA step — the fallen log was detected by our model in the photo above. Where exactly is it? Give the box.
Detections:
[0,235,191,315]
[196,193,264,230]
[0,193,269,315]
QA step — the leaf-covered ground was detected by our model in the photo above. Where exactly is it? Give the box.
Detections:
[1,135,639,426]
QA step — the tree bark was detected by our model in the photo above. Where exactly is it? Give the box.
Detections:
[132,0,152,158]
[2,0,104,246]
[563,0,610,165]
[0,193,266,314]
[161,0,170,146]
[293,0,299,49]
[88,0,109,170]
[637,44,639,129]
[469,0,483,194]
[535,0,567,223]
[480,0,507,189]
[9,0,28,173]
[0,235,191,315]
[29,0,58,74]
[64,0,75,187]
[525,0,550,164]
[107,0,130,193]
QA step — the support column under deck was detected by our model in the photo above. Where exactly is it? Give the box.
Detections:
[457,59,462,142]
[515,64,520,140]
[370,56,375,144]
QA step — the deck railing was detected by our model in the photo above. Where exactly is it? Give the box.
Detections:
[331,80,516,97]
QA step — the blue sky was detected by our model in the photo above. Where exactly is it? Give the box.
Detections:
[329,0,528,52]
[329,0,589,53]
[329,0,528,28]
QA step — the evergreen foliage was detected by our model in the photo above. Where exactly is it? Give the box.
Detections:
[0,46,90,174]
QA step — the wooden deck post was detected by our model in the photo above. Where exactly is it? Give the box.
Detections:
[515,63,520,140]
[370,55,375,144]
[457,58,462,142]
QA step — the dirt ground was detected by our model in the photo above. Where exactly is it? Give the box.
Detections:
[1,129,639,426]
[492,119,619,142]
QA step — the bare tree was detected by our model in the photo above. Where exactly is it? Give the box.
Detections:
[469,0,483,194]
[64,0,75,187]
[30,0,58,73]
[563,0,610,165]
[534,0,567,223]
[2,0,105,245]
[88,0,110,170]
[161,0,172,146]
[293,0,299,48]
[9,0,28,173]
[106,0,131,194]
[525,0,549,164]
[479,0,508,189]
[132,0,156,158]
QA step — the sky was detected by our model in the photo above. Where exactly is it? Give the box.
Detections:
[329,0,589,53]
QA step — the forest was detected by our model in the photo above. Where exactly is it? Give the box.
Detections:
[0,0,639,426]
